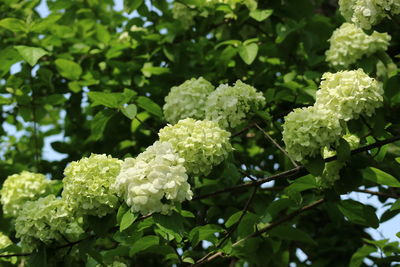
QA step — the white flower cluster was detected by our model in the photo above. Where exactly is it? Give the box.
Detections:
[62,154,122,217]
[15,195,84,251]
[163,77,215,124]
[0,171,52,218]
[315,69,383,121]
[326,23,390,68]
[205,81,266,129]
[172,2,196,30]
[113,141,193,215]
[163,79,265,129]
[159,118,233,175]
[282,106,343,162]
[283,69,382,162]
[339,0,400,29]
[318,134,360,188]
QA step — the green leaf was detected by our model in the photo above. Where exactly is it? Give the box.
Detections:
[120,210,138,231]
[55,58,82,80]
[124,0,144,13]
[14,46,48,67]
[89,110,114,141]
[189,224,222,247]
[286,175,318,194]
[0,18,27,33]
[130,235,159,256]
[225,211,243,228]
[30,13,62,32]
[153,212,184,242]
[117,203,129,225]
[363,167,400,187]
[141,62,170,77]
[304,155,325,176]
[121,104,137,120]
[249,9,273,22]
[136,96,163,118]
[349,245,376,267]
[269,226,316,245]
[390,199,400,211]
[238,43,259,65]
[337,138,351,162]
[28,246,47,267]
[0,46,22,77]
[396,157,400,164]
[338,199,379,228]
[96,24,111,44]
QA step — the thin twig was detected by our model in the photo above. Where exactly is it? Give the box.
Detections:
[194,135,400,200]
[355,189,399,199]
[216,186,258,248]
[254,123,298,167]
[232,123,255,138]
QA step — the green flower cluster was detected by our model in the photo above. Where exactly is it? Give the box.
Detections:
[163,77,215,124]
[15,195,84,251]
[62,154,122,217]
[315,69,383,121]
[283,69,382,162]
[172,2,196,30]
[0,171,52,218]
[205,81,266,129]
[113,141,193,215]
[318,134,360,188]
[0,232,12,249]
[282,106,343,162]
[339,0,400,29]
[326,23,390,68]
[159,118,233,175]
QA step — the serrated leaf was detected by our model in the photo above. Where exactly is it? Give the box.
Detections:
[304,155,325,176]
[269,225,316,245]
[0,18,27,33]
[349,245,376,267]
[30,13,62,32]
[14,46,48,66]
[130,235,159,255]
[363,167,400,187]
[390,199,400,211]
[136,96,163,118]
[249,9,273,22]
[338,199,379,228]
[89,109,114,141]
[55,58,82,80]
[122,104,137,119]
[189,224,222,247]
[238,43,258,65]
[337,138,351,162]
[120,211,138,231]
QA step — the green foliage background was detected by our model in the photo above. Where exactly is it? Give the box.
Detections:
[1,0,400,266]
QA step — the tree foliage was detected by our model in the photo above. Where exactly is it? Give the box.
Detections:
[0,0,400,266]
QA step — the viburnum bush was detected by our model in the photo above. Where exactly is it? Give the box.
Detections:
[0,0,400,266]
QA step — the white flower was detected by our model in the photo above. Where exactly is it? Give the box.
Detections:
[113,141,193,215]
[326,23,390,68]
[158,118,233,175]
[315,69,383,121]
[163,77,214,124]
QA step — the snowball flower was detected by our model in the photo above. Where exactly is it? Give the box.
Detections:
[62,154,122,217]
[205,80,266,129]
[15,195,84,251]
[172,2,196,29]
[315,69,383,121]
[163,77,215,124]
[339,0,400,29]
[282,106,343,162]
[113,141,193,215]
[0,171,52,218]
[158,118,233,175]
[326,23,390,68]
